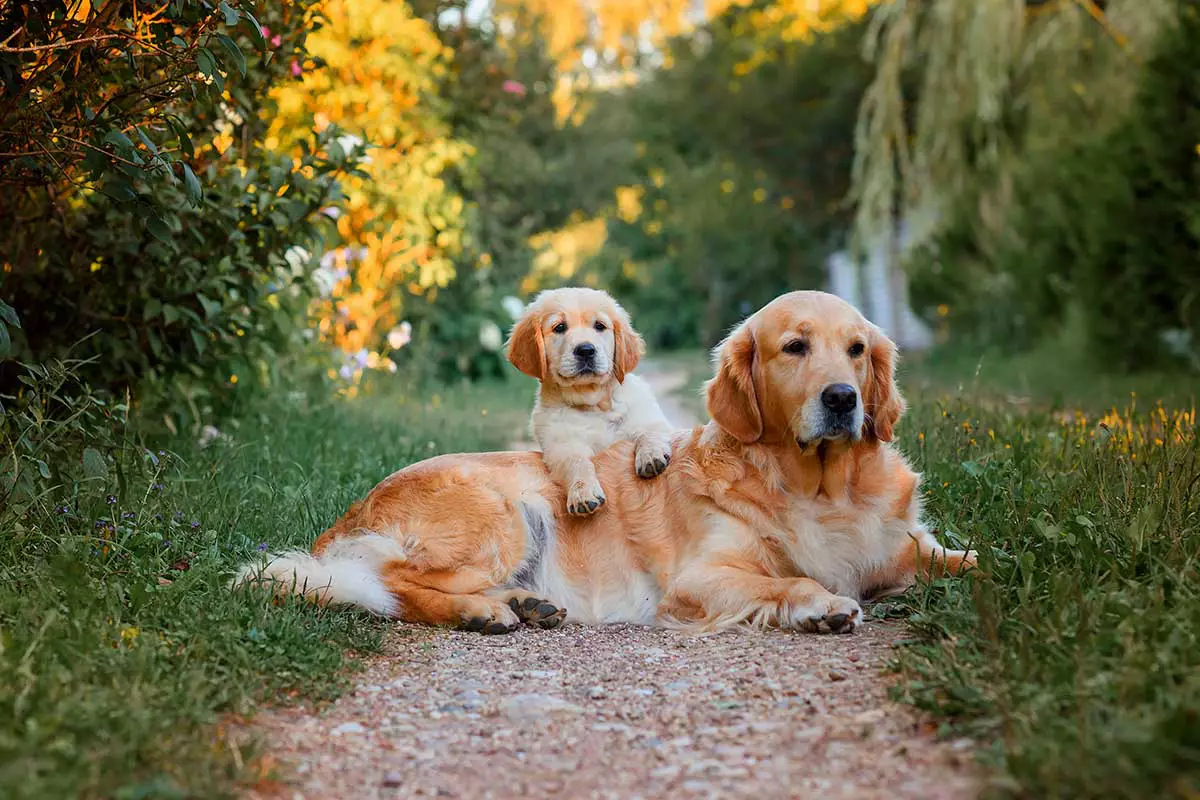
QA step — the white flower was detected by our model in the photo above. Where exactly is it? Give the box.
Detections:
[320,206,341,220]
[501,296,525,321]
[353,348,370,367]
[197,425,225,448]
[479,320,503,351]
[388,321,412,350]
[312,267,337,298]
[320,250,338,270]
[338,363,354,380]
[336,133,363,153]
[384,358,398,373]
[284,246,311,273]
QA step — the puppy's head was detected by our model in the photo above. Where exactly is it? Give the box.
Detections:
[506,288,644,386]
[706,291,904,447]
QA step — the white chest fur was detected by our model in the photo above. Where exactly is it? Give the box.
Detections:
[776,495,905,598]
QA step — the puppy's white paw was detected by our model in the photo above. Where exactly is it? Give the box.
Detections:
[786,594,863,634]
[567,480,606,516]
[635,439,672,479]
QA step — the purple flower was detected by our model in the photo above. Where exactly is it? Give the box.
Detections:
[256,542,269,552]
[57,505,70,514]
[152,483,165,492]
[121,511,136,520]
[162,540,172,548]
[190,521,200,529]
[106,495,117,505]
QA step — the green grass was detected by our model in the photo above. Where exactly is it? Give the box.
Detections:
[895,352,1200,799]
[0,374,534,799]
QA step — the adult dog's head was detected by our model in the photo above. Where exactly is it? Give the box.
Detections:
[506,287,644,387]
[705,291,904,448]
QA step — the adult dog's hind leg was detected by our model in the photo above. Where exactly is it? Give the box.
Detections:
[384,575,520,634]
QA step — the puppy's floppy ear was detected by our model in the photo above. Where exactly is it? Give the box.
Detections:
[864,324,905,442]
[611,302,645,384]
[506,306,546,380]
[705,323,762,444]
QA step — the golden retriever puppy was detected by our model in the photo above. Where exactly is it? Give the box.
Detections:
[506,287,674,516]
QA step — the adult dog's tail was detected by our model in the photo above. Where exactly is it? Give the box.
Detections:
[230,533,408,617]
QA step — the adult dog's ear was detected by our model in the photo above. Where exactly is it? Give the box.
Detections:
[506,307,546,380]
[612,303,645,384]
[705,323,762,444]
[864,325,905,442]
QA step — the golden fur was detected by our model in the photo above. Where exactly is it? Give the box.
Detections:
[235,291,975,634]
[506,287,674,516]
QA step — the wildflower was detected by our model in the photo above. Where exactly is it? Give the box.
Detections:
[501,79,526,96]
[479,320,503,351]
[198,425,224,448]
[120,626,140,644]
[162,539,171,548]
[121,511,136,520]
[106,494,117,505]
[335,133,364,154]
[320,206,341,220]
[256,542,269,552]
[191,521,200,529]
[290,60,303,77]
[388,322,413,350]
[501,296,525,321]
[271,34,282,48]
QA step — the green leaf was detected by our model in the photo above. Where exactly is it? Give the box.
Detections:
[195,48,219,80]
[83,448,108,480]
[0,323,10,358]
[103,129,135,152]
[144,298,163,320]
[190,329,207,356]
[241,11,266,45]
[163,304,181,324]
[0,300,20,328]
[146,216,172,244]
[181,163,202,206]
[37,460,51,480]
[134,126,159,156]
[215,33,247,78]
[219,1,240,26]
[197,294,221,320]
[172,36,188,48]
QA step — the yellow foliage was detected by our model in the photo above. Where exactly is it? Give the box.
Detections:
[270,0,470,359]
[615,185,645,223]
[528,218,609,282]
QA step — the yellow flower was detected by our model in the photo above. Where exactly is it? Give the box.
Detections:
[90,259,103,272]
[230,374,238,385]
[752,188,767,204]
[780,196,794,210]
[720,179,734,194]
[120,626,140,644]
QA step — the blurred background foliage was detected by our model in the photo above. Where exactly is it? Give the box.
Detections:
[0,0,1195,436]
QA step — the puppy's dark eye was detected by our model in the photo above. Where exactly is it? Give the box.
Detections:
[848,342,866,357]
[593,321,608,332]
[552,322,568,334]
[782,340,809,356]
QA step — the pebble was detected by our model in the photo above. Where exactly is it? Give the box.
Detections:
[498,693,583,722]
[331,722,366,736]
[381,771,403,787]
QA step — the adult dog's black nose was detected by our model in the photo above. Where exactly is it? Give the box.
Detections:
[821,383,857,414]
[574,343,596,360]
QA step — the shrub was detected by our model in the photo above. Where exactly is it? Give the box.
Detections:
[0,0,360,427]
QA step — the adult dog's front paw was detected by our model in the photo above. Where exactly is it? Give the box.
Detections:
[567,480,606,516]
[786,594,863,635]
[635,440,671,479]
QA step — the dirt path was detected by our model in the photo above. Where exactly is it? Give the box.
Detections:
[246,362,980,799]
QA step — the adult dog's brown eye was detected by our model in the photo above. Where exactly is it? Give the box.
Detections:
[782,340,809,356]
[848,342,866,357]
[593,321,608,332]
[552,322,568,334]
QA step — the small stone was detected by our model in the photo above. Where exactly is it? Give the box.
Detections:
[381,771,403,788]
[331,722,366,735]
[588,686,606,699]
[498,693,583,722]
[828,670,848,682]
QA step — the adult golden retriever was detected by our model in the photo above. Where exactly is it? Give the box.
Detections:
[236,291,975,634]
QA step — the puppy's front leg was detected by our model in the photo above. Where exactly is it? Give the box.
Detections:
[633,429,673,479]
[542,443,606,516]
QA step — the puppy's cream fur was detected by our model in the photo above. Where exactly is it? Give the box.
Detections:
[506,287,674,516]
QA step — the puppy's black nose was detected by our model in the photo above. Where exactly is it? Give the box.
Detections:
[574,343,597,359]
[821,383,857,414]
